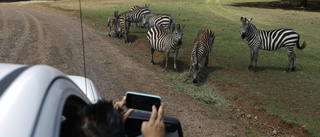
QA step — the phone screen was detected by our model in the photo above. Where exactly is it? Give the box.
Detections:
[126,93,161,112]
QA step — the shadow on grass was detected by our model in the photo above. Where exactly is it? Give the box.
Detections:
[230,0,320,12]
[196,66,225,86]
[159,57,188,72]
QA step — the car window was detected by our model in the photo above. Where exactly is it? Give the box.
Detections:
[60,96,87,137]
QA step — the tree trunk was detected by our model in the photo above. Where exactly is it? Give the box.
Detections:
[300,0,310,8]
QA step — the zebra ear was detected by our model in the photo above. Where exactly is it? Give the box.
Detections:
[182,24,186,29]
[114,11,119,18]
[240,17,244,22]
[248,18,253,22]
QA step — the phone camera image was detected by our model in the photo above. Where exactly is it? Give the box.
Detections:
[126,92,161,112]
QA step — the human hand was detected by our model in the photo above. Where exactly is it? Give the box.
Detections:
[141,105,165,137]
[113,96,134,123]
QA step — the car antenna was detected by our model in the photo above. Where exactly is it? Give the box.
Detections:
[78,0,87,94]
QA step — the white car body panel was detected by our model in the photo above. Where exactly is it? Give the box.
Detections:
[0,63,101,137]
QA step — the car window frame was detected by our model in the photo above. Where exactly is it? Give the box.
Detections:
[32,77,90,137]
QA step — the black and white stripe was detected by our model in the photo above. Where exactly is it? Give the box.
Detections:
[146,24,186,71]
[189,28,215,83]
[122,8,151,28]
[142,13,175,31]
[130,4,150,11]
[112,11,131,43]
[107,11,121,37]
[240,17,306,72]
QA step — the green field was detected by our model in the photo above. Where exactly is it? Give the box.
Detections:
[36,0,320,136]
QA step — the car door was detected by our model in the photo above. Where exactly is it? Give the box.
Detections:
[32,77,90,137]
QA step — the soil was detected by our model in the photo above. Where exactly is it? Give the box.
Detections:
[0,2,312,137]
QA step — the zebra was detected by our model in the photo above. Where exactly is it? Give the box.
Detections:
[147,24,186,71]
[107,11,121,37]
[240,17,306,72]
[122,7,151,28]
[130,4,150,11]
[112,12,131,43]
[142,13,175,32]
[189,28,215,84]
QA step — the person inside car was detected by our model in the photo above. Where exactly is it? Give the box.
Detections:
[60,96,165,137]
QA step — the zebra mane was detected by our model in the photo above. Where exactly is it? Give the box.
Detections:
[194,41,200,66]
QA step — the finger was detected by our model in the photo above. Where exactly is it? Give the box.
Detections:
[149,105,158,124]
[119,96,126,108]
[157,105,164,122]
[141,121,148,131]
[123,109,134,123]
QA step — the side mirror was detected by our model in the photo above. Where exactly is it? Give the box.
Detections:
[125,112,183,137]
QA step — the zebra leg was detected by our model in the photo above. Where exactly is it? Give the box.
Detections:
[248,48,254,70]
[173,51,179,71]
[253,47,259,72]
[291,51,296,71]
[285,47,294,72]
[165,52,170,70]
[108,26,112,37]
[150,48,155,64]
[204,55,209,67]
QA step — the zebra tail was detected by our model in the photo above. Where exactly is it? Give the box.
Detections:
[297,36,307,50]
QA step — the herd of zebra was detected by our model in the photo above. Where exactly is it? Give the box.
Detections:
[107,4,307,84]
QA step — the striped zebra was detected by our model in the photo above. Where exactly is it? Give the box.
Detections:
[113,12,131,43]
[147,24,186,71]
[122,7,151,28]
[240,17,306,72]
[142,13,175,32]
[130,4,150,11]
[189,28,215,84]
[107,11,121,37]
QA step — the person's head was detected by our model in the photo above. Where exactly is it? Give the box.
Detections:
[61,100,125,137]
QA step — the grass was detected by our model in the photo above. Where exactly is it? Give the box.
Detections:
[32,0,320,136]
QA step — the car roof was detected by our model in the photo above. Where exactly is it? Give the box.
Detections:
[0,63,94,137]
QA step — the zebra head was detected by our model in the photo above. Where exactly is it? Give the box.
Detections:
[173,24,186,45]
[191,61,201,84]
[142,13,153,28]
[240,17,252,39]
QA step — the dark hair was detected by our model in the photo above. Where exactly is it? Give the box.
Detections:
[60,100,125,137]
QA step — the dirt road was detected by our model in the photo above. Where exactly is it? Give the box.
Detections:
[0,2,249,136]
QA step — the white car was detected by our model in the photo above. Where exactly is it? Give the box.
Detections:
[0,63,101,137]
[0,63,183,137]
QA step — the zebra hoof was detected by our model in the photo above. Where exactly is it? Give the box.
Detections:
[291,67,296,71]
[150,61,155,65]
[174,68,177,71]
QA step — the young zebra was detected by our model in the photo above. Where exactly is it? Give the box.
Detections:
[107,11,121,37]
[189,29,215,84]
[142,13,175,32]
[240,17,306,72]
[122,7,151,28]
[147,24,186,71]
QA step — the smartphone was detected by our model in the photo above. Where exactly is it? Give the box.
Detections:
[125,91,161,112]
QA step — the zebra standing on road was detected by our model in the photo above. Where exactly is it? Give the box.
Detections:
[122,7,151,28]
[240,17,306,72]
[189,28,215,84]
[142,13,175,32]
[147,24,186,71]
